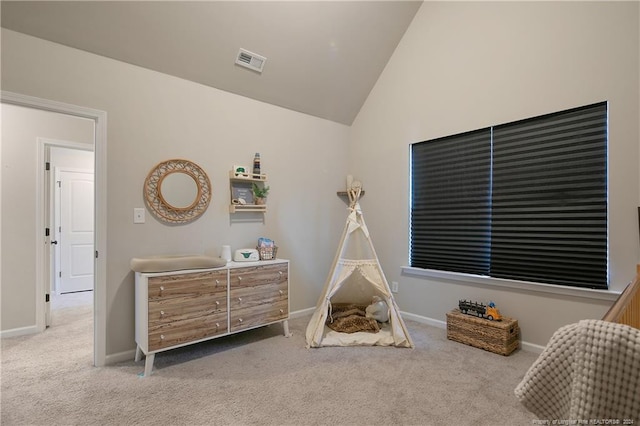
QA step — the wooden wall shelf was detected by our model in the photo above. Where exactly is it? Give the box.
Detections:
[229,204,267,213]
[229,170,268,213]
[337,190,365,197]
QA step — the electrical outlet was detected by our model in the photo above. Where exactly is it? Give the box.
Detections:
[134,208,145,224]
[391,281,399,293]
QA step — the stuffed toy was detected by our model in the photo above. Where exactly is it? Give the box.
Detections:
[365,296,389,323]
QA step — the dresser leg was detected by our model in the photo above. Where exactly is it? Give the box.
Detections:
[143,353,155,377]
[282,320,292,337]
[134,345,142,362]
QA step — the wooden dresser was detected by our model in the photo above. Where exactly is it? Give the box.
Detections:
[134,259,289,376]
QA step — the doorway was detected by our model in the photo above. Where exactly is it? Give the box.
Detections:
[42,142,95,328]
[1,90,107,367]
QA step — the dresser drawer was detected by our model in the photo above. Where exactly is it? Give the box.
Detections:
[149,311,228,351]
[148,292,227,325]
[148,270,227,299]
[230,299,289,332]
[229,281,287,310]
[229,263,287,289]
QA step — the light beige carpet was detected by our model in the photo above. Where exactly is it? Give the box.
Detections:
[1,292,538,425]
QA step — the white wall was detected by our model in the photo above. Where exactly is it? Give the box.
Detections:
[1,29,349,355]
[1,104,94,331]
[349,1,639,347]
[50,146,94,171]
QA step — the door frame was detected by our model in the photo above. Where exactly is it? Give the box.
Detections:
[1,90,107,368]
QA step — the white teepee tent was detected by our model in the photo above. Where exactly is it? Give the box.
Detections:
[305,187,413,348]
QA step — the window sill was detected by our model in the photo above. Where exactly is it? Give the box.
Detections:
[401,266,620,302]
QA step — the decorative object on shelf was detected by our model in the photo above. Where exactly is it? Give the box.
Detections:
[231,182,254,205]
[252,182,270,205]
[253,152,261,176]
[233,165,249,176]
[228,170,268,213]
[337,174,365,199]
[458,300,502,321]
[144,158,211,224]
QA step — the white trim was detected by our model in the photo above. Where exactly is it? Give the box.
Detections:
[41,138,94,152]
[401,311,446,329]
[0,325,39,339]
[1,91,108,367]
[290,307,315,319]
[401,311,546,355]
[106,350,137,366]
[401,266,620,302]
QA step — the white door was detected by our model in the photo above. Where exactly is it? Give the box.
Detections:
[58,169,94,293]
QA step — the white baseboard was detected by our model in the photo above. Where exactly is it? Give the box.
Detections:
[289,307,315,319]
[0,325,39,338]
[400,311,545,355]
[519,341,545,354]
[401,311,447,329]
[105,349,137,365]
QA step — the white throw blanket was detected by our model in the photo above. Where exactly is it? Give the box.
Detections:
[515,319,640,421]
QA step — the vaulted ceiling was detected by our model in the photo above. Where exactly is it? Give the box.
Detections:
[1,1,422,125]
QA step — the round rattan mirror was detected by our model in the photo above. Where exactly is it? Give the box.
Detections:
[144,159,212,224]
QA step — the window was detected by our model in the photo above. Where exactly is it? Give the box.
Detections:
[410,102,608,289]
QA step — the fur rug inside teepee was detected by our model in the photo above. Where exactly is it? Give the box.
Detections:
[326,303,380,334]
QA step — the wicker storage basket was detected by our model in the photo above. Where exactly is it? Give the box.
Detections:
[446,309,520,356]
[257,246,278,260]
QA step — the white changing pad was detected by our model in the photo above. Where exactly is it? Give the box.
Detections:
[130,255,227,273]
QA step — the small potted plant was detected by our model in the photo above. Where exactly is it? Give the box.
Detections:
[252,183,270,205]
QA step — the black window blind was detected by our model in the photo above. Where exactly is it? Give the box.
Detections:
[411,129,492,275]
[410,102,608,289]
[490,103,608,288]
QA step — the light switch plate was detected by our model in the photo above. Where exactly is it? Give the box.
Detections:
[134,208,145,224]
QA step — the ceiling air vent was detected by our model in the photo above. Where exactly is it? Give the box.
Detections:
[235,48,266,73]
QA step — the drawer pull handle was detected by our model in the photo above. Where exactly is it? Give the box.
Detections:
[279,271,283,276]
[238,297,242,303]
[160,310,165,316]
[215,301,220,306]
[215,279,220,285]
[238,318,243,323]
[215,322,220,329]
[279,290,284,295]
[238,276,242,281]
[160,334,165,340]
[160,286,164,291]
[280,309,284,314]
